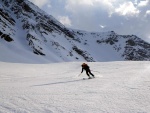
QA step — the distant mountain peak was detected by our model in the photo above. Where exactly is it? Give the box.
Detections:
[0,0,150,63]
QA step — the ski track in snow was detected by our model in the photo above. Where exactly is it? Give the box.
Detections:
[0,61,150,113]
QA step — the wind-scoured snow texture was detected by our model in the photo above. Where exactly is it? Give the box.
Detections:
[0,61,150,113]
[0,0,150,63]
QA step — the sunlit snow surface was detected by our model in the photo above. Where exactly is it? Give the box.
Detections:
[0,61,150,113]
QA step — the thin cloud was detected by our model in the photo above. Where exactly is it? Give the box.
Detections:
[115,2,140,16]
[29,0,150,42]
[58,16,72,26]
[29,0,49,8]
[138,0,149,7]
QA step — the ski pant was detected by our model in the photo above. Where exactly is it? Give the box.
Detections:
[85,69,94,77]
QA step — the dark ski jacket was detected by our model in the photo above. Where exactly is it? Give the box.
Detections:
[81,64,90,73]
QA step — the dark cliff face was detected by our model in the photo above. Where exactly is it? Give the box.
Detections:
[0,0,150,62]
[123,36,150,61]
[96,32,150,61]
[0,0,75,56]
[0,0,15,42]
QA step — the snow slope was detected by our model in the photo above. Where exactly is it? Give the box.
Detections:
[0,61,150,113]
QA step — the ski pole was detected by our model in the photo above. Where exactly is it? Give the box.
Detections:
[78,73,82,76]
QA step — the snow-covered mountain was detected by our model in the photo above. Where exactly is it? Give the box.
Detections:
[0,0,150,63]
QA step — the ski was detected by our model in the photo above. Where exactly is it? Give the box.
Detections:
[83,77,95,80]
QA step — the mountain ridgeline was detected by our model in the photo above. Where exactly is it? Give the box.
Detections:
[0,0,150,63]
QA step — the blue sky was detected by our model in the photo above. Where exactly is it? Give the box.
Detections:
[29,0,150,42]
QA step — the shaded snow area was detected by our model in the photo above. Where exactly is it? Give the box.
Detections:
[0,61,150,113]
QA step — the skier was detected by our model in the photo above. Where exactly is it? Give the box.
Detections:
[81,63,95,79]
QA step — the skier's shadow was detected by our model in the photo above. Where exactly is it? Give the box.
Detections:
[32,79,83,87]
